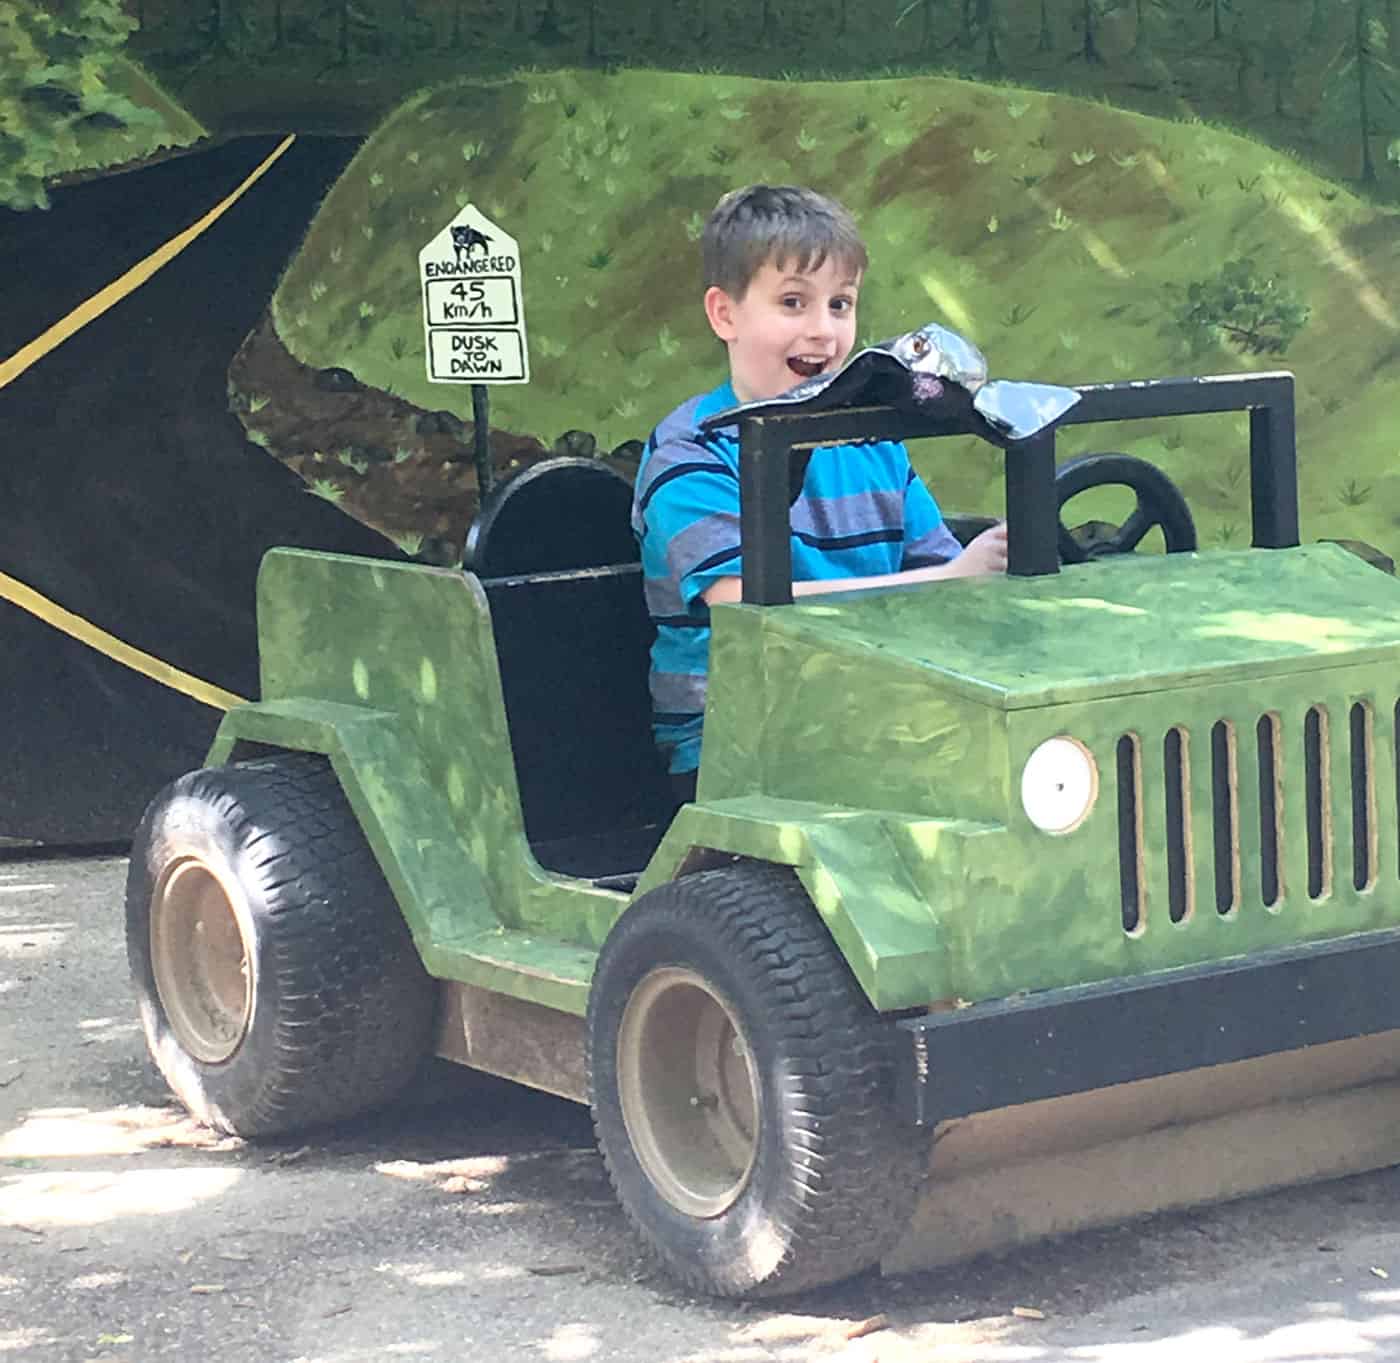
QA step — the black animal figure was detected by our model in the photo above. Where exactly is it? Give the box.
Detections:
[451,225,493,265]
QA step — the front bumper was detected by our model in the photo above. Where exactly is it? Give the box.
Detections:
[894,926,1400,1126]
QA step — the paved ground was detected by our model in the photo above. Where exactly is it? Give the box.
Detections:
[8,854,1400,1362]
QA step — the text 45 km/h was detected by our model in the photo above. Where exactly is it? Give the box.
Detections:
[424,277,519,327]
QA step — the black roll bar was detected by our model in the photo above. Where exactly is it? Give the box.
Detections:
[737,371,1298,606]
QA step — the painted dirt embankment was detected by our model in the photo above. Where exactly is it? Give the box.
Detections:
[238,68,1400,560]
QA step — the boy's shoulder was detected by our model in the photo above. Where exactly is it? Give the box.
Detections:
[650,381,739,452]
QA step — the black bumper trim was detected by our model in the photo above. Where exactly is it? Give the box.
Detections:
[894,927,1400,1126]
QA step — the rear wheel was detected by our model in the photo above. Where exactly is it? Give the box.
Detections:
[587,863,926,1298]
[127,753,435,1137]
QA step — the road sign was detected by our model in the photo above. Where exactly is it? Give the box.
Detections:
[419,205,529,385]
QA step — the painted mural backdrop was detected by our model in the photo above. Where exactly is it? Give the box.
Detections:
[3,0,1400,840]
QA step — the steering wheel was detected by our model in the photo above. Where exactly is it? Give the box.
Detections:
[1056,453,1197,564]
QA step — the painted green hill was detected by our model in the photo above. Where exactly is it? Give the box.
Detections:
[265,67,1400,560]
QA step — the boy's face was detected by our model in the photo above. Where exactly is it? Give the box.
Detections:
[704,254,861,404]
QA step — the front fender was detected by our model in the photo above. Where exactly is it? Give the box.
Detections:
[636,795,1005,1012]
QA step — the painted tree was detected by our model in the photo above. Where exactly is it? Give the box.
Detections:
[1309,0,1333,45]
[972,0,1002,70]
[1257,30,1301,116]
[580,0,602,59]
[1131,0,1170,55]
[315,1,380,63]
[895,0,950,58]
[1074,0,1125,63]
[533,0,565,45]
[1195,0,1234,42]
[0,0,153,210]
[200,0,249,53]
[1320,0,1400,183]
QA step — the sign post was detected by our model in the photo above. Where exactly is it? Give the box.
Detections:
[418,204,529,512]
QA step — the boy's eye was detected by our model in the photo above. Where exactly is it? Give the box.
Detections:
[780,295,804,309]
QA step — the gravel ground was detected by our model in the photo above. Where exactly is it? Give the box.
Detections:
[7,853,1400,1363]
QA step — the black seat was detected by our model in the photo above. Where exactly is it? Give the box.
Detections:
[464,456,638,577]
[469,458,672,881]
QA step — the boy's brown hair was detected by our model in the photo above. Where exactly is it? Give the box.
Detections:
[701,184,868,300]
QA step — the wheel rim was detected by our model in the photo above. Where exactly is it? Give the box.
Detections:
[616,966,760,1219]
[150,858,252,1064]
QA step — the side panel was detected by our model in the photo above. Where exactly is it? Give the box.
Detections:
[202,550,645,1014]
[699,604,1011,821]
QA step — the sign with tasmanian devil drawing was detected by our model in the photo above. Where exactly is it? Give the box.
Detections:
[419,204,529,384]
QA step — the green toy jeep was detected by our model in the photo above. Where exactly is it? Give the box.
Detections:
[127,370,1400,1298]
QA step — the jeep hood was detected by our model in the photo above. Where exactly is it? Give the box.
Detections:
[768,543,1400,710]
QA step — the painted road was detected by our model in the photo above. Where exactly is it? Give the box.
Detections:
[0,138,391,844]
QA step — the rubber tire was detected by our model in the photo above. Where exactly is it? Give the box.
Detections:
[126,753,436,1137]
[587,862,927,1298]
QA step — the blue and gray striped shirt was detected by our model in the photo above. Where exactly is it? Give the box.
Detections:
[632,381,962,775]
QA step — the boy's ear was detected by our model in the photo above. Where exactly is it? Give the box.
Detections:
[704,285,739,343]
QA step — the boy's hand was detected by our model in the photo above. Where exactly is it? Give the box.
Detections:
[952,521,1008,577]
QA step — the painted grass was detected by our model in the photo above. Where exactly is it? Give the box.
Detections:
[269,68,1400,561]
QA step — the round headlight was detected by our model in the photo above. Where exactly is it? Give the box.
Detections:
[1021,737,1098,834]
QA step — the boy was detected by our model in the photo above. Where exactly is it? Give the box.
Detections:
[633,185,1008,799]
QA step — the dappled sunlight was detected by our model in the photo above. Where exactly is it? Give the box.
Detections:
[0,1165,240,1227]
[539,1322,602,1361]
[0,1327,54,1354]
[0,919,71,957]
[1063,1310,1400,1360]
[76,1015,140,1044]
[1272,188,1398,332]
[0,1104,227,1158]
[374,1257,513,1290]
[1194,609,1376,650]
[374,1153,509,1184]
[918,271,975,337]
[710,1314,1034,1363]
[69,1271,128,1290]
[1018,597,1150,619]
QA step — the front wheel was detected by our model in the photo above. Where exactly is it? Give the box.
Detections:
[126,753,436,1137]
[587,863,925,1298]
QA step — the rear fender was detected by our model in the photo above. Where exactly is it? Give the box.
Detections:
[208,699,497,973]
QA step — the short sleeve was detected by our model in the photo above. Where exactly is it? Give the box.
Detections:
[635,436,743,612]
[901,468,963,568]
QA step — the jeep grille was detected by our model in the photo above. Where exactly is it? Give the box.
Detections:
[1117,701,1382,934]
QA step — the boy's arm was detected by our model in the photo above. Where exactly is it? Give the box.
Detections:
[700,461,1007,606]
[699,523,1008,606]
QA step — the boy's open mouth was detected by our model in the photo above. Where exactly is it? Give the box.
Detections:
[787,356,828,379]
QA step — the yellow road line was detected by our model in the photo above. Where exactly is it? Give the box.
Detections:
[0,571,249,712]
[0,134,297,391]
